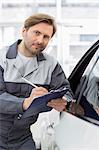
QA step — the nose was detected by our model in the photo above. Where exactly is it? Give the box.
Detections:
[38,35,44,44]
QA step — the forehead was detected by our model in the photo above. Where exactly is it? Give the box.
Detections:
[28,22,53,37]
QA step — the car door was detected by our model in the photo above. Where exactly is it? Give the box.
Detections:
[68,39,99,121]
[54,40,99,150]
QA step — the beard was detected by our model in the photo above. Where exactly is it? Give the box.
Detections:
[24,42,46,56]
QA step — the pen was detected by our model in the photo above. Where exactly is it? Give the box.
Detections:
[22,77,38,88]
[13,65,38,88]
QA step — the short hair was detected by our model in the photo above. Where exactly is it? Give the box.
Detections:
[24,13,57,37]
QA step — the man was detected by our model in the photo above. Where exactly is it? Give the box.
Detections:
[0,13,74,150]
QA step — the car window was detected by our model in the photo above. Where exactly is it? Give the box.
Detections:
[75,48,99,116]
[84,49,99,78]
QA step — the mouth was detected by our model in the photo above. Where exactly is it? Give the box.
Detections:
[32,43,41,48]
[32,44,44,50]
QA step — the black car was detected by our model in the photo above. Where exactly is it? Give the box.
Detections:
[68,39,99,122]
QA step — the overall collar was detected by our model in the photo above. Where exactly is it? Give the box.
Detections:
[6,40,46,77]
[6,39,46,61]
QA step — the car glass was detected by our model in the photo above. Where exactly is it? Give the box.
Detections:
[75,49,99,116]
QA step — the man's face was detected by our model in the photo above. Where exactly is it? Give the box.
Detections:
[22,22,53,56]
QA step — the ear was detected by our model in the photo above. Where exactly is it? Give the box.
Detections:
[22,27,26,37]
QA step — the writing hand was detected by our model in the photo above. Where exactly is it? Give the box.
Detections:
[23,87,48,110]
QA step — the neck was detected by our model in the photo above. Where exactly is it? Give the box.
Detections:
[18,41,33,57]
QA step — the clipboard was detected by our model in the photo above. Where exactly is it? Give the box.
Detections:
[22,88,67,118]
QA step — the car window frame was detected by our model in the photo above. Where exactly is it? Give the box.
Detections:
[68,39,99,94]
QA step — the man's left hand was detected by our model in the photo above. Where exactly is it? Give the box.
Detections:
[47,98,67,112]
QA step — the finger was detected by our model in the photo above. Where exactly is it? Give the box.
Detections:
[31,87,48,96]
[47,100,67,110]
[48,99,67,105]
[33,87,48,92]
[47,103,66,108]
[47,103,66,112]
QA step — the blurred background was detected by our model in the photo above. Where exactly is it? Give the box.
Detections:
[1,0,99,149]
[1,0,99,77]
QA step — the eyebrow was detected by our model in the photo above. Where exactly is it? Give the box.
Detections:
[33,30,51,39]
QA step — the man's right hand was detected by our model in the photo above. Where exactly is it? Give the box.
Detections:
[23,87,48,110]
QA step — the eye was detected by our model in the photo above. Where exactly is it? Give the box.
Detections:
[33,31,41,36]
[44,35,50,40]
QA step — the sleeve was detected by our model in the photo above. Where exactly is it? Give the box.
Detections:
[50,62,74,102]
[0,65,24,115]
